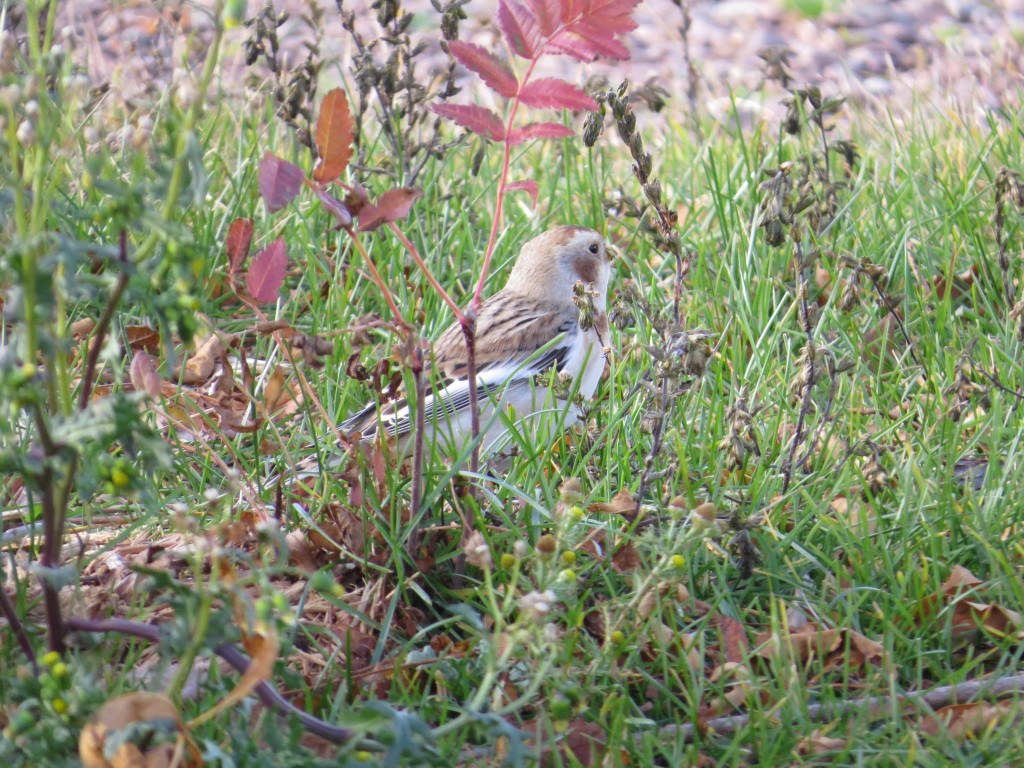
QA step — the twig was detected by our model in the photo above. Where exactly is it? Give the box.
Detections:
[782,244,817,494]
[460,312,481,480]
[869,279,924,375]
[386,222,464,322]
[976,365,1024,402]
[671,0,703,141]
[0,577,38,674]
[346,230,405,324]
[36,465,66,654]
[653,672,1024,743]
[408,342,426,557]
[79,230,130,408]
[795,352,837,473]
[65,616,362,747]
[634,376,669,517]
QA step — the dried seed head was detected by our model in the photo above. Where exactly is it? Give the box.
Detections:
[582,110,604,147]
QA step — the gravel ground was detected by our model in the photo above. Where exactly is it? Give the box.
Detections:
[56,0,1024,122]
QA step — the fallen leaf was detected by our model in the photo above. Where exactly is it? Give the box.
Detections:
[588,488,636,517]
[180,334,225,385]
[125,325,161,354]
[756,623,884,672]
[920,700,1023,738]
[71,317,96,341]
[79,692,199,768]
[795,727,848,755]
[130,352,161,398]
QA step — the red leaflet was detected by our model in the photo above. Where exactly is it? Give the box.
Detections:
[313,187,353,230]
[542,0,640,61]
[585,0,643,20]
[313,88,354,183]
[506,122,575,146]
[258,153,303,213]
[506,179,540,207]
[546,27,628,61]
[431,104,505,141]
[518,77,597,111]
[497,0,541,59]
[357,187,424,232]
[226,217,254,275]
[448,41,519,99]
[524,0,560,35]
[576,18,633,57]
[560,0,583,24]
[247,237,288,303]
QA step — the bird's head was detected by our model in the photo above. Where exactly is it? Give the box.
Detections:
[505,226,611,308]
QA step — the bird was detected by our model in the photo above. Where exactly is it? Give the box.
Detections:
[341,225,612,459]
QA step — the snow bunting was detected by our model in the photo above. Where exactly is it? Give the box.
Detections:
[343,225,612,458]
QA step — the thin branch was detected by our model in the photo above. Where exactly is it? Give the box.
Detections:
[782,244,817,494]
[79,231,130,408]
[796,353,838,473]
[345,229,405,324]
[460,312,481,479]
[386,222,464,322]
[65,616,362,747]
[653,672,1024,744]
[869,278,924,375]
[408,342,426,557]
[976,365,1024,402]
[0,578,38,674]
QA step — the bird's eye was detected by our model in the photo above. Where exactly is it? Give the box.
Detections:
[588,243,600,254]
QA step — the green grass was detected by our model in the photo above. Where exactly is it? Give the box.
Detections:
[3,20,1024,768]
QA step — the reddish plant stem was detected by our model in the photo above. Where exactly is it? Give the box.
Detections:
[472,55,542,311]
[346,229,404,323]
[387,222,464,322]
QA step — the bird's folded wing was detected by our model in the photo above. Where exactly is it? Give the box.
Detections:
[342,324,576,440]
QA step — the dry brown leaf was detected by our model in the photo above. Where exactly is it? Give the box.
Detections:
[718,614,750,664]
[307,503,367,560]
[794,727,847,755]
[756,624,884,672]
[919,565,1024,639]
[862,314,902,373]
[130,352,161,398]
[79,692,199,768]
[704,661,754,717]
[920,700,1024,738]
[829,495,876,535]
[523,718,622,768]
[125,325,161,354]
[179,334,225,385]
[71,317,97,341]
[589,488,637,517]
[942,565,984,591]
[610,538,641,573]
